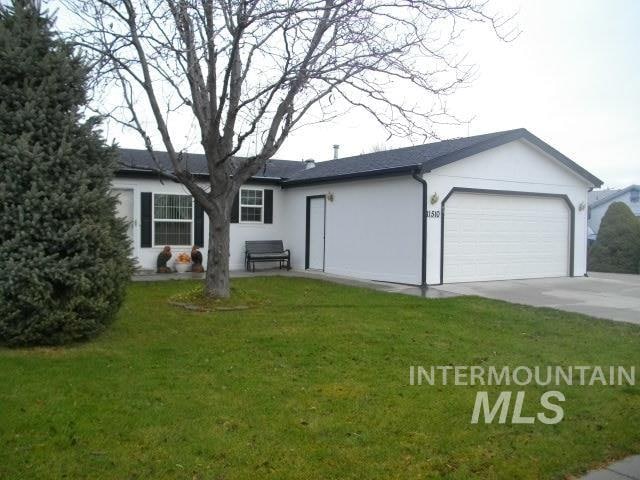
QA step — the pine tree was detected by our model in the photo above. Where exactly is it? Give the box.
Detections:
[588,202,640,274]
[0,0,133,346]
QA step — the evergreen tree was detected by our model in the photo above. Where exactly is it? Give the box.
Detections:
[0,0,132,346]
[588,202,640,274]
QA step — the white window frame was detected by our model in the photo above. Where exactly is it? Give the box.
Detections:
[152,193,194,247]
[239,187,264,224]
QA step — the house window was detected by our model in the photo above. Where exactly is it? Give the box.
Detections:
[153,194,192,245]
[240,188,263,223]
[631,189,639,203]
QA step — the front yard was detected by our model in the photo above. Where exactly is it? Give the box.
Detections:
[1,277,639,479]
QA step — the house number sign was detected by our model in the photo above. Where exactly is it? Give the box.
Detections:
[426,210,440,218]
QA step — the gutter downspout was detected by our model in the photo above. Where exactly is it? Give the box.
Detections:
[412,168,428,289]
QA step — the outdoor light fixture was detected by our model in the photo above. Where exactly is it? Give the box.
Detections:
[578,201,586,211]
[430,192,439,205]
[327,192,335,202]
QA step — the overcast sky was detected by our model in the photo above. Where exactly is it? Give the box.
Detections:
[273,0,639,189]
[61,0,639,189]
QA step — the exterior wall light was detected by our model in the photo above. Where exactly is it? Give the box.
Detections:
[327,192,335,202]
[430,192,439,205]
[578,201,586,211]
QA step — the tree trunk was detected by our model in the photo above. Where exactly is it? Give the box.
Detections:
[204,202,231,298]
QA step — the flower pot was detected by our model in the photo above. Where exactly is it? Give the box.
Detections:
[174,262,190,273]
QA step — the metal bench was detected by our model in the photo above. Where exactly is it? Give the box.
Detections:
[245,240,291,272]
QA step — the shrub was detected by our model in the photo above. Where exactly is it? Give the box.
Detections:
[588,202,640,274]
[0,1,133,346]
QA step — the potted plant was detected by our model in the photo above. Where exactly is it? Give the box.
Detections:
[174,252,191,273]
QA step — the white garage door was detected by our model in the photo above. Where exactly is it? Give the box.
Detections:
[443,192,570,283]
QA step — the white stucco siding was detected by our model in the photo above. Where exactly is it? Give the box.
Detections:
[228,185,287,270]
[424,139,592,284]
[281,176,423,284]
[111,177,286,271]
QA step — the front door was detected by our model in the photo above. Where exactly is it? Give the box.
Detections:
[306,196,326,270]
[113,188,135,253]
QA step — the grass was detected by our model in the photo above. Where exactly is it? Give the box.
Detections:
[1,277,639,479]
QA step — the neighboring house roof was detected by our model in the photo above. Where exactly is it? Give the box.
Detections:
[589,185,639,209]
[116,128,603,187]
[118,148,306,180]
[588,189,621,204]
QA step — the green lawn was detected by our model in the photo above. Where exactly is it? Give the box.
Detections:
[1,277,639,479]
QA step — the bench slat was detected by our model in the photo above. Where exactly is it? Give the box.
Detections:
[246,240,285,254]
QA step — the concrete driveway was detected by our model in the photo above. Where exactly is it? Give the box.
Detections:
[433,272,640,325]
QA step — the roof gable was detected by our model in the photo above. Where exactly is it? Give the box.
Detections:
[430,137,594,188]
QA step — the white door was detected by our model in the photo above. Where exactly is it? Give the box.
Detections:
[443,192,570,283]
[113,189,135,251]
[308,197,326,270]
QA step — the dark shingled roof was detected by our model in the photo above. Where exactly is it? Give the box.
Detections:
[283,130,517,184]
[116,128,603,187]
[282,128,602,187]
[118,148,306,180]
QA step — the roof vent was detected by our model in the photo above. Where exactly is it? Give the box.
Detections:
[333,144,340,159]
[303,158,316,169]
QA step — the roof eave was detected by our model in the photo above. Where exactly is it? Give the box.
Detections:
[115,169,283,185]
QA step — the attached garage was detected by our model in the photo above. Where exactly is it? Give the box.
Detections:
[441,189,573,283]
[283,129,601,286]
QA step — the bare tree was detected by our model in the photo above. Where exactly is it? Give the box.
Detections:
[62,0,515,298]
[364,142,388,154]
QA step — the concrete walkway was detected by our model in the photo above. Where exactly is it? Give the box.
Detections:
[132,268,458,299]
[430,272,640,325]
[580,455,640,479]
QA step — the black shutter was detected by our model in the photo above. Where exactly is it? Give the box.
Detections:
[141,192,152,248]
[231,192,239,223]
[264,189,273,224]
[194,200,204,247]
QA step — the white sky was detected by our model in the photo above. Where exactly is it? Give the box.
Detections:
[58,0,639,188]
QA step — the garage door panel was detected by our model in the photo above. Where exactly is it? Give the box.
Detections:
[443,193,570,283]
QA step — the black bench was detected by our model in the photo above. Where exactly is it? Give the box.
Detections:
[245,240,291,272]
